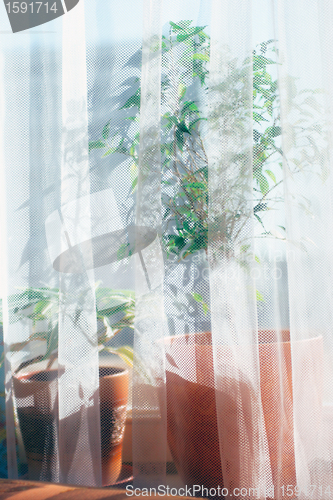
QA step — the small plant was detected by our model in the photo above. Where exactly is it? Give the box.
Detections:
[0,284,134,374]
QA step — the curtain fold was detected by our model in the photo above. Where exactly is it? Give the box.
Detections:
[275,0,333,493]
[133,0,166,485]
[58,1,101,486]
[1,0,333,497]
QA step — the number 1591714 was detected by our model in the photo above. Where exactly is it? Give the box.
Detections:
[5,2,58,14]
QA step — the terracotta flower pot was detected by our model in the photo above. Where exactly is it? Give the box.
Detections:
[164,332,323,495]
[99,366,129,486]
[13,365,129,486]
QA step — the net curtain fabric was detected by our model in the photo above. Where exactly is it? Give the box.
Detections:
[0,0,333,497]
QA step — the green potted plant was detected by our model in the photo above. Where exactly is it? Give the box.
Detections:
[90,23,285,262]
[0,284,134,485]
[89,20,327,492]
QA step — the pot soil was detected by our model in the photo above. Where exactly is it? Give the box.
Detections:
[13,365,129,486]
[165,331,323,495]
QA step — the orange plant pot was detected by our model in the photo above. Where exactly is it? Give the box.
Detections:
[99,366,129,486]
[13,366,129,486]
[165,332,322,495]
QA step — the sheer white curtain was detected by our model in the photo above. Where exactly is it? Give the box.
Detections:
[1,0,333,497]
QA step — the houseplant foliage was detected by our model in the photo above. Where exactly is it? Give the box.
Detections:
[90,21,325,266]
[0,284,135,373]
[90,21,284,264]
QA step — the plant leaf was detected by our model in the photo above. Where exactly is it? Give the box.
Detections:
[102,121,111,140]
[256,290,264,302]
[265,169,276,183]
[89,140,105,152]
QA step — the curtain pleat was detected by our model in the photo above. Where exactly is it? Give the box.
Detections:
[133,0,166,488]
[58,1,101,486]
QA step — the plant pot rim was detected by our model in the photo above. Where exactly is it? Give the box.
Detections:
[99,366,129,378]
[162,330,323,346]
[12,363,129,384]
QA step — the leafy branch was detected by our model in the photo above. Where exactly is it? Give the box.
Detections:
[0,284,135,373]
[90,22,327,263]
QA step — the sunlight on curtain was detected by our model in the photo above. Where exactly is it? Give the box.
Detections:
[1,0,333,498]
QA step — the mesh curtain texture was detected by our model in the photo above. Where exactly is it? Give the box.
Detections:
[0,0,333,498]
